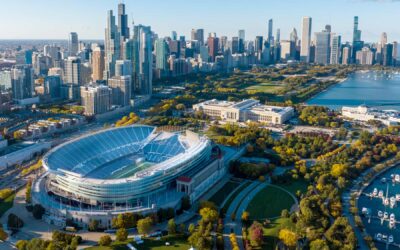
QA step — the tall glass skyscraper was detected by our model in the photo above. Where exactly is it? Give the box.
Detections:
[300,17,312,62]
[68,32,79,56]
[118,3,129,41]
[11,65,34,101]
[104,10,120,79]
[132,25,153,95]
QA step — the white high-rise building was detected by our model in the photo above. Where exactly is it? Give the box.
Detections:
[64,57,81,85]
[300,17,312,62]
[330,34,341,64]
[108,75,131,106]
[80,84,112,115]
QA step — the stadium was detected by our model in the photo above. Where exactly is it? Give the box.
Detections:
[32,125,225,227]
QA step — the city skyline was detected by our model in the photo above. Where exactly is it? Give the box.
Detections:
[1,0,400,43]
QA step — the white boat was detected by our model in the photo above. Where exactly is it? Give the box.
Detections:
[389,221,396,229]
[390,197,396,207]
[376,233,382,241]
[373,188,378,196]
[362,207,370,215]
[384,212,389,219]
[389,235,394,243]
[378,210,383,217]
[395,174,400,182]
[379,190,384,198]
[390,213,396,221]
[396,194,400,201]
[382,234,388,241]
[381,178,387,183]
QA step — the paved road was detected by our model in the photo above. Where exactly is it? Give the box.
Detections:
[223,180,268,250]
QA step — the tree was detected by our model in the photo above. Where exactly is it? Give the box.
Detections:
[32,204,45,219]
[88,220,99,232]
[281,209,290,218]
[8,213,24,229]
[331,164,347,178]
[310,239,329,250]
[116,228,128,241]
[188,223,195,234]
[279,229,298,247]
[248,221,263,247]
[0,227,8,241]
[15,240,28,250]
[167,219,176,235]
[25,180,32,204]
[137,217,153,235]
[199,207,218,223]
[98,235,112,246]
[241,211,250,222]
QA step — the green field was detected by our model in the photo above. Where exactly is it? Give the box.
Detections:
[208,181,240,206]
[275,179,309,197]
[246,186,295,219]
[0,194,15,218]
[245,83,285,94]
[262,217,296,250]
[85,235,189,250]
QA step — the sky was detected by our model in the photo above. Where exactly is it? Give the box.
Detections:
[1,0,400,43]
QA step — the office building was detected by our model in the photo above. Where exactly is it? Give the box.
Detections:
[208,36,219,62]
[300,17,312,62]
[108,75,131,106]
[330,35,341,64]
[342,47,351,65]
[356,47,374,65]
[171,31,178,40]
[191,29,204,45]
[11,65,34,101]
[115,60,132,77]
[132,25,153,95]
[80,84,112,115]
[117,3,129,41]
[267,19,274,45]
[0,70,11,90]
[104,10,120,79]
[91,46,105,82]
[155,38,169,71]
[44,75,62,99]
[64,57,81,85]
[383,43,394,66]
[255,36,264,53]
[314,31,330,64]
[280,40,295,60]
[68,32,79,56]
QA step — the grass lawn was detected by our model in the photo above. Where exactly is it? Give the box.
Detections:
[85,235,190,250]
[208,181,240,206]
[262,217,296,250]
[246,186,294,219]
[245,83,285,94]
[275,179,309,197]
[0,194,15,218]
[222,182,251,212]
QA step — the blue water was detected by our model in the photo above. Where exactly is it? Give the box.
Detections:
[358,167,400,250]
[307,71,400,111]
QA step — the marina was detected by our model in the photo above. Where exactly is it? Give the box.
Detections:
[358,167,400,250]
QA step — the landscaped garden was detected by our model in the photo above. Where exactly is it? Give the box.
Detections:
[208,180,240,206]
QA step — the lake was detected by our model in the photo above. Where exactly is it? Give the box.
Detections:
[307,71,400,111]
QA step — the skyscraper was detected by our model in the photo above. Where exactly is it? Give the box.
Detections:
[91,46,105,82]
[118,3,129,41]
[108,75,131,106]
[290,28,298,44]
[68,32,79,56]
[314,31,330,64]
[104,10,120,79]
[44,75,62,99]
[155,38,169,71]
[267,19,273,45]
[342,46,351,65]
[80,84,112,115]
[191,29,204,45]
[238,30,245,53]
[330,35,341,65]
[300,17,312,62]
[255,36,264,52]
[171,31,178,40]
[115,60,132,77]
[132,25,153,95]
[208,36,219,62]
[64,57,82,85]
[352,16,363,62]
[11,65,34,101]
[383,43,393,66]
[381,32,388,46]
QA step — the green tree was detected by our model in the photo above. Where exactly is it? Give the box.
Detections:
[188,223,195,234]
[32,204,45,220]
[137,217,153,235]
[15,240,28,250]
[310,239,329,250]
[25,180,32,204]
[98,235,112,246]
[167,219,176,235]
[88,220,99,232]
[116,228,128,241]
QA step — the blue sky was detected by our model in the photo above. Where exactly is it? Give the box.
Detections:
[1,0,400,43]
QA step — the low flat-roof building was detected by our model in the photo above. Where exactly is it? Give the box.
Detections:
[342,105,400,126]
[193,99,294,125]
